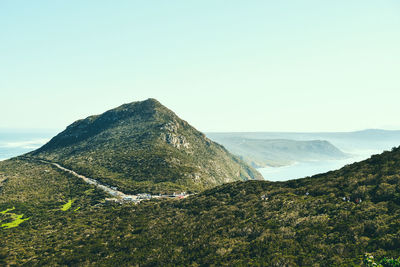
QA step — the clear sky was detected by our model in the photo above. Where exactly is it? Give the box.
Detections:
[1,1,399,132]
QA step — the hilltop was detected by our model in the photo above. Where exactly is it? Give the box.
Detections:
[207,134,348,167]
[27,99,262,193]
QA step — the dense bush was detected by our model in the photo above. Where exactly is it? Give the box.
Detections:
[1,147,400,265]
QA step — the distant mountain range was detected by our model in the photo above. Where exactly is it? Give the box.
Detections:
[27,99,262,194]
[208,129,400,152]
[207,134,349,167]
[207,129,400,168]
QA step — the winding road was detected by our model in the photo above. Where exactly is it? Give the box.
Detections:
[24,157,190,203]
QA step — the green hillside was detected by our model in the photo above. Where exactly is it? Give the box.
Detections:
[28,99,262,194]
[1,145,400,265]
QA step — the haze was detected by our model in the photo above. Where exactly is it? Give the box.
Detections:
[1,1,399,132]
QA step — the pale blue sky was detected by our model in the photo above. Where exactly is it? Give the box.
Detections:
[1,1,399,132]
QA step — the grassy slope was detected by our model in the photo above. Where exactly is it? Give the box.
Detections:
[1,147,400,265]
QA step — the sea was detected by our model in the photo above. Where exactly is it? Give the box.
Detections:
[0,130,56,161]
[258,152,375,182]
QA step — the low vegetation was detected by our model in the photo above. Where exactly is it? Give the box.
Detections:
[0,146,400,265]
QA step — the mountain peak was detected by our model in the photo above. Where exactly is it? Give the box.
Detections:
[102,98,173,120]
[143,97,161,105]
[30,100,262,194]
[35,99,179,152]
[119,98,164,112]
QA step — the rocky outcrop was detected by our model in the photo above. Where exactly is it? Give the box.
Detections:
[160,121,190,149]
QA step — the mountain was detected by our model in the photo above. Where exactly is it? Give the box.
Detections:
[27,99,262,193]
[1,145,400,265]
[206,135,349,167]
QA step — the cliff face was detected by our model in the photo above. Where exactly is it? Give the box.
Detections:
[29,98,262,194]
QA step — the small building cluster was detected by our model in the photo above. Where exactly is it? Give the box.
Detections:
[105,191,191,204]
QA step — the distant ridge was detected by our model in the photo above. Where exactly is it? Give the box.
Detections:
[206,135,349,167]
[29,98,262,194]
[207,129,400,161]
